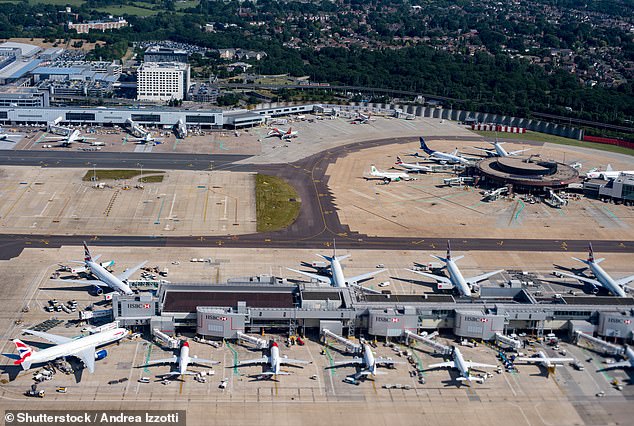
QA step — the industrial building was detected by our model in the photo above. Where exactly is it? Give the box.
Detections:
[590,174,634,205]
[0,86,49,107]
[67,18,128,34]
[111,279,634,343]
[137,62,191,102]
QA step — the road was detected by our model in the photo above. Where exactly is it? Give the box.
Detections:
[0,138,632,259]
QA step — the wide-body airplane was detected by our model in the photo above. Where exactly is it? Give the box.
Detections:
[417,137,473,165]
[132,132,163,144]
[427,346,497,384]
[331,343,400,379]
[11,326,128,373]
[235,341,310,377]
[367,165,411,182]
[267,127,298,139]
[407,241,503,297]
[514,351,574,370]
[55,242,146,296]
[288,247,385,293]
[44,129,103,147]
[351,112,372,124]
[144,341,218,378]
[556,243,634,297]
[586,164,634,180]
[473,140,530,157]
[395,156,433,173]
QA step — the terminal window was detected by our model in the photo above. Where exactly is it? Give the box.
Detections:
[186,115,215,124]
[66,112,95,121]
[131,114,161,122]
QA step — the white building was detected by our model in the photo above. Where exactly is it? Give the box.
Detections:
[137,62,190,102]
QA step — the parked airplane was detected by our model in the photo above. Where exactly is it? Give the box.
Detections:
[132,132,163,144]
[55,242,146,296]
[331,343,400,379]
[555,243,634,297]
[0,127,21,142]
[235,341,310,377]
[44,129,103,147]
[407,241,504,297]
[597,346,634,371]
[366,165,412,182]
[426,346,497,384]
[267,127,298,139]
[416,137,473,165]
[586,164,634,180]
[395,156,433,173]
[288,246,385,293]
[351,112,373,124]
[514,351,574,371]
[473,140,530,157]
[10,325,129,373]
[143,340,219,378]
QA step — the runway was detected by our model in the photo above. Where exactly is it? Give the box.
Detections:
[0,137,632,259]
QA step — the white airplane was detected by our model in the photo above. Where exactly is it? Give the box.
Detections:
[0,127,21,142]
[482,187,508,202]
[351,112,373,124]
[395,156,433,173]
[514,351,574,370]
[407,241,504,297]
[235,341,310,377]
[427,346,497,384]
[473,140,530,157]
[144,340,219,378]
[44,129,103,147]
[597,346,634,371]
[331,343,400,379]
[367,165,412,182]
[416,137,473,165]
[131,132,163,144]
[267,127,298,139]
[55,242,146,296]
[555,243,634,297]
[287,246,385,293]
[586,164,634,180]
[10,325,129,373]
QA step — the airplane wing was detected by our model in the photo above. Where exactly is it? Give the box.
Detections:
[145,356,178,365]
[236,357,269,366]
[426,361,454,369]
[332,357,364,367]
[286,268,332,284]
[280,358,310,366]
[116,261,148,282]
[375,357,404,365]
[509,148,531,155]
[190,358,220,366]
[466,270,504,285]
[464,361,498,369]
[22,329,74,345]
[556,271,602,287]
[615,274,634,287]
[407,269,452,284]
[73,347,96,373]
[597,361,632,370]
[347,269,386,284]
[53,278,105,287]
[472,147,496,156]
[349,283,382,294]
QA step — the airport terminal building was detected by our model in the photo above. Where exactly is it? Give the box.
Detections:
[112,279,634,343]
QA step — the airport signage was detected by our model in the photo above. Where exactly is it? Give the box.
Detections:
[205,315,228,321]
[375,317,399,323]
[128,303,151,309]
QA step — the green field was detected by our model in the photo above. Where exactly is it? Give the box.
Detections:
[95,5,159,17]
[256,174,301,232]
[82,169,164,181]
[138,174,164,183]
[473,130,634,156]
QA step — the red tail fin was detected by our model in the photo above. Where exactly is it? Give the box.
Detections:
[446,240,452,261]
[83,241,92,262]
[588,243,594,262]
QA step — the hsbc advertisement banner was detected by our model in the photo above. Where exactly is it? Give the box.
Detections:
[368,311,417,337]
[454,311,504,340]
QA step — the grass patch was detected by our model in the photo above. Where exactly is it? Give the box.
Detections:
[256,174,301,232]
[473,130,634,156]
[82,169,164,181]
[95,5,160,16]
[138,174,164,183]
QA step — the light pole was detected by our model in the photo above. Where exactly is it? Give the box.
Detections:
[137,162,143,183]
[93,163,96,182]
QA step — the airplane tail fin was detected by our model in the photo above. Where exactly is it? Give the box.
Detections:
[606,164,613,172]
[83,241,92,262]
[419,137,434,155]
[370,165,378,174]
[12,339,34,369]
[588,243,594,263]
[446,240,452,261]
[396,156,403,164]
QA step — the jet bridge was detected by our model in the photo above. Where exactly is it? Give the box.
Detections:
[403,330,451,355]
[575,331,624,356]
[494,332,522,350]
[152,328,180,349]
[236,331,268,350]
[321,328,362,354]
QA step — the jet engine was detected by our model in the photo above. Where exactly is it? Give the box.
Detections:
[92,285,103,295]
[95,350,108,360]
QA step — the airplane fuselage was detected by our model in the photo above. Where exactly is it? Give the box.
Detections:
[331,258,347,288]
[21,328,127,370]
[446,260,472,297]
[624,346,634,368]
[87,260,133,295]
[590,261,626,297]
[270,343,281,374]
[178,344,190,375]
[453,348,471,379]
[362,344,377,375]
